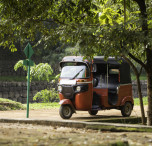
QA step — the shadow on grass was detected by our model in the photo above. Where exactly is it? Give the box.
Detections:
[72,115,143,124]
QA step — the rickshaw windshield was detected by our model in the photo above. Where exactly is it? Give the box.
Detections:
[60,65,89,79]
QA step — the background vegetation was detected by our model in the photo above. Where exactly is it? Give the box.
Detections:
[0,97,148,111]
[0,98,25,110]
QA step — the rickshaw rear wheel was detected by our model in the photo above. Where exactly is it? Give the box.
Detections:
[59,105,73,119]
[88,110,98,115]
[121,102,133,117]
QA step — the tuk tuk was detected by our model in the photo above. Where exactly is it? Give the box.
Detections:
[58,56,133,119]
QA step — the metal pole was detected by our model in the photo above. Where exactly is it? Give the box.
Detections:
[26,64,30,118]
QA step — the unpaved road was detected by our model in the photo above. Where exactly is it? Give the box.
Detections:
[0,106,150,146]
[0,105,147,121]
[0,122,152,146]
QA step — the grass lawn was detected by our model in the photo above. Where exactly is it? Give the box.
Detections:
[131,74,147,81]
[28,97,148,110]
[29,102,59,110]
[0,98,59,110]
[0,97,148,111]
[29,97,147,110]
[134,97,148,105]
[0,98,26,110]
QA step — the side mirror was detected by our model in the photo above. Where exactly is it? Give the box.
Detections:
[93,78,98,87]
[92,64,97,72]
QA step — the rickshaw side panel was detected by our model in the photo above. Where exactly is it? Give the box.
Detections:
[93,88,109,107]
[118,84,133,105]
[75,83,93,110]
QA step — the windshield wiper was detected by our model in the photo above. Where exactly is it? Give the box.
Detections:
[71,68,84,79]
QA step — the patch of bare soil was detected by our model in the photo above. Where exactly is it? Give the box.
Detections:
[0,123,152,146]
[0,105,148,121]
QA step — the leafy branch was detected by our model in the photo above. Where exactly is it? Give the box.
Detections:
[14,60,53,82]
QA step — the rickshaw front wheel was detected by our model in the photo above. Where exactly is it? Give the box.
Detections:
[59,105,73,119]
[121,102,133,117]
[88,110,98,115]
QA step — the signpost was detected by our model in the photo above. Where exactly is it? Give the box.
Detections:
[23,43,34,118]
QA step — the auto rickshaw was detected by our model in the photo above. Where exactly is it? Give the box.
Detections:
[58,56,133,119]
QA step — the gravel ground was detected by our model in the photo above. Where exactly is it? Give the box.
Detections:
[0,123,152,146]
[0,106,150,146]
[0,105,147,121]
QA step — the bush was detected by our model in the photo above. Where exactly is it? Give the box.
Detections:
[14,60,59,103]
[33,88,59,103]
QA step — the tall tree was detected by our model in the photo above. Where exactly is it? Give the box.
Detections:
[123,0,146,125]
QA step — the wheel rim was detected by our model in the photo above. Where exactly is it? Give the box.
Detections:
[125,103,132,115]
[63,106,71,117]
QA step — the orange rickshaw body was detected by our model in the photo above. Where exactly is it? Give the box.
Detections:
[58,56,134,119]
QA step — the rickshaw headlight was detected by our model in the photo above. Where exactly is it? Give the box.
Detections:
[58,85,62,92]
[76,86,81,92]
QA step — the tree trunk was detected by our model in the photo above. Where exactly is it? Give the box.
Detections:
[122,55,146,124]
[146,48,152,126]
[136,74,146,124]
[133,0,152,126]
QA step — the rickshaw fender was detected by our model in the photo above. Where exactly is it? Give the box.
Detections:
[59,99,72,105]
[59,99,76,113]
[120,96,134,106]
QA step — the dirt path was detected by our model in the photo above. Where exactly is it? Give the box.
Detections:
[0,122,152,146]
[0,105,147,121]
[0,106,150,145]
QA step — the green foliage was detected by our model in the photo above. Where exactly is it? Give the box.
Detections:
[14,60,27,71]
[1,0,152,60]
[33,88,59,103]
[0,98,26,110]
[52,73,60,83]
[131,74,147,81]
[134,97,148,105]
[30,63,53,82]
[14,60,53,82]
[99,8,123,25]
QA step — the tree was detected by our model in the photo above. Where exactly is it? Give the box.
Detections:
[0,0,152,125]
[121,0,146,125]
[122,55,146,124]
[93,0,152,125]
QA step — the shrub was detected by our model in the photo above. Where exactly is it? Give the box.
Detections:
[33,88,59,103]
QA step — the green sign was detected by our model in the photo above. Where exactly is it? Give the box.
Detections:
[24,43,34,58]
[23,43,34,118]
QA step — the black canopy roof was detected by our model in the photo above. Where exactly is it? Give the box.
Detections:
[93,56,131,84]
[60,56,131,84]
[93,56,123,65]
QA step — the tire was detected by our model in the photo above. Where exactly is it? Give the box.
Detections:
[59,105,73,119]
[88,110,98,115]
[121,102,133,117]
